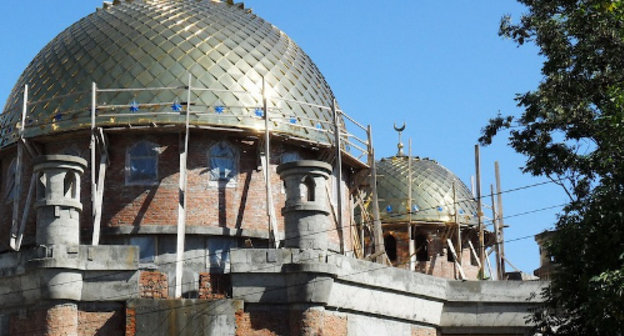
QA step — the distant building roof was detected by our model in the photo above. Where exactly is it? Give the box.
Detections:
[376,156,478,225]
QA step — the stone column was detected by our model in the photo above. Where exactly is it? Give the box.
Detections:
[276,160,332,250]
[34,155,87,247]
[31,155,87,336]
[277,160,335,336]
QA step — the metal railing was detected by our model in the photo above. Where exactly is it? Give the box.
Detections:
[3,78,372,165]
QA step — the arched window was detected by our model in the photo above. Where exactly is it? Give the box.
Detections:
[126,141,159,185]
[301,176,315,202]
[208,141,238,185]
[384,234,397,262]
[4,159,16,203]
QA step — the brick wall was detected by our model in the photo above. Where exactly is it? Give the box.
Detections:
[322,312,348,336]
[198,272,231,299]
[293,309,348,336]
[236,308,349,336]
[411,325,439,336]
[99,132,350,251]
[235,309,289,336]
[0,131,355,253]
[9,303,77,336]
[139,271,168,299]
[77,303,124,336]
[385,227,482,280]
[125,306,136,336]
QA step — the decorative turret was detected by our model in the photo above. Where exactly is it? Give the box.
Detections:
[277,160,332,250]
[34,155,87,247]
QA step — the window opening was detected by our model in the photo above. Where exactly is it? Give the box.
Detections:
[384,234,397,262]
[129,236,156,264]
[63,173,76,199]
[415,234,430,261]
[208,141,238,184]
[302,176,315,202]
[126,141,159,185]
[447,245,455,262]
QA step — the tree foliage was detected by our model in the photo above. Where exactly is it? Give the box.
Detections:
[480,0,624,334]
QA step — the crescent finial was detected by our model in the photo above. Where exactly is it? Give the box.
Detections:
[393,122,406,156]
[393,122,406,132]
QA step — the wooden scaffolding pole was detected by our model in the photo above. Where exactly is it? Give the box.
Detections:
[408,138,415,270]
[447,238,466,280]
[91,128,108,246]
[9,85,28,251]
[495,161,506,277]
[474,144,485,278]
[453,182,462,266]
[90,82,99,245]
[12,174,36,251]
[491,183,501,280]
[367,125,385,264]
[332,98,345,254]
[175,74,192,298]
[262,77,279,249]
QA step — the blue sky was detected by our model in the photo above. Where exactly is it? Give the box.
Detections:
[0,1,568,274]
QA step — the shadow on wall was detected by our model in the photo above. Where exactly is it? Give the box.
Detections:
[77,303,125,335]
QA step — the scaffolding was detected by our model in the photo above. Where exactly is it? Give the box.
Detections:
[5,76,386,296]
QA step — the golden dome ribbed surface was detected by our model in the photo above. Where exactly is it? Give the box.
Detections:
[0,0,337,148]
[376,156,478,225]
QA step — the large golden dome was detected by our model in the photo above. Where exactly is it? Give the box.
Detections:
[0,0,337,148]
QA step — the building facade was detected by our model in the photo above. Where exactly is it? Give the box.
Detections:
[0,1,544,335]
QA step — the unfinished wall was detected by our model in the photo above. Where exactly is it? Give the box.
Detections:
[385,227,481,280]
[230,248,545,336]
[5,302,124,336]
[125,298,241,336]
[99,132,351,252]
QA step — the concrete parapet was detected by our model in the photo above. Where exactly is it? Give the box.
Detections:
[230,248,545,335]
[441,280,547,335]
[445,279,546,303]
[0,245,139,308]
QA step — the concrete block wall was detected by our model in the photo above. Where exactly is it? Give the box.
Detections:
[125,298,242,336]
[230,248,546,336]
[0,244,543,335]
[6,302,124,336]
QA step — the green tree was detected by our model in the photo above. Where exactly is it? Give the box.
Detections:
[480,0,624,334]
